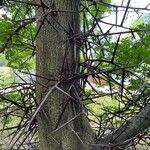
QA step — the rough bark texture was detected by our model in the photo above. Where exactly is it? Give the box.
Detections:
[36,0,94,150]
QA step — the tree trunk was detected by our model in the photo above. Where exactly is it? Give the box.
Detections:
[36,0,94,150]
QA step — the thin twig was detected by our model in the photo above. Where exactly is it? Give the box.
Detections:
[27,82,60,130]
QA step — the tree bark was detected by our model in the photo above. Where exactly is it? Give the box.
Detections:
[36,0,94,150]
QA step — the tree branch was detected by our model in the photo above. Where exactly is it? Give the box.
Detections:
[92,104,150,150]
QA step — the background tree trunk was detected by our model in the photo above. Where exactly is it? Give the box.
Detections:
[36,0,94,150]
[92,104,150,150]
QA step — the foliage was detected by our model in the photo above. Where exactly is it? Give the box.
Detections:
[0,0,150,149]
[0,2,35,69]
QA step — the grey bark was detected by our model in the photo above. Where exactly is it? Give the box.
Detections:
[36,0,94,150]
